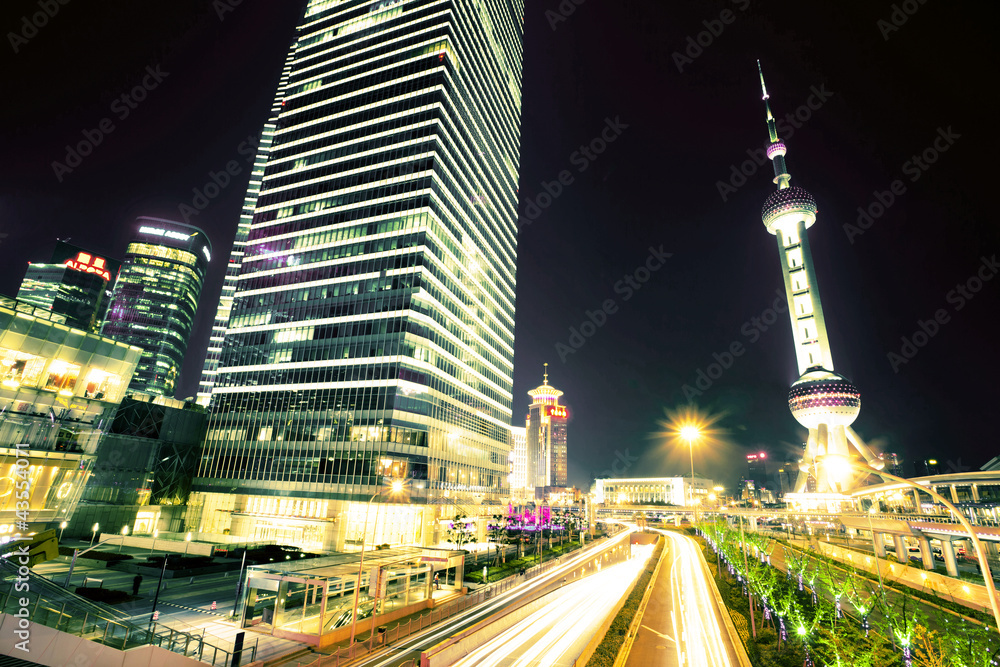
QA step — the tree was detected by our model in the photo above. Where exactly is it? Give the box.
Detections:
[446,513,475,551]
[488,514,508,565]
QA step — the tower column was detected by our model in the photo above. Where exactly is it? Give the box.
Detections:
[941,539,960,577]
[892,534,908,564]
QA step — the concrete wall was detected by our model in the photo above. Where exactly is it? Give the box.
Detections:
[0,613,204,666]
[816,542,992,613]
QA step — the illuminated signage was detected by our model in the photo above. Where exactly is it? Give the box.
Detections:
[139,226,193,243]
[63,252,111,281]
[547,406,567,418]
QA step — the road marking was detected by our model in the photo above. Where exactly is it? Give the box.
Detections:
[641,624,675,642]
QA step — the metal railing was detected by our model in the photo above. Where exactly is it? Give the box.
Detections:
[301,530,623,666]
[0,558,254,666]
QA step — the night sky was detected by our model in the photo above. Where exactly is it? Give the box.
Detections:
[3,1,998,492]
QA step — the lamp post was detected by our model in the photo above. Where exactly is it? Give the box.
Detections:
[681,425,701,524]
[184,531,192,555]
[150,529,159,557]
[59,521,67,543]
[349,479,404,646]
[119,526,129,553]
[90,522,99,548]
[865,505,889,612]
[820,455,1000,634]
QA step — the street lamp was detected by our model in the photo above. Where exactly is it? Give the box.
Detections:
[681,425,701,523]
[818,454,1000,634]
[184,531,192,555]
[90,523,99,547]
[59,521,67,543]
[150,529,159,557]
[349,479,405,646]
[119,526,129,553]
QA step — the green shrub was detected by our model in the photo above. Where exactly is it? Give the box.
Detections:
[585,537,665,667]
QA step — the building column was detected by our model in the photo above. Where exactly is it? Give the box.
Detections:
[972,484,980,503]
[950,485,959,503]
[893,534,908,564]
[917,536,934,571]
[912,489,922,513]
[941,539,959,577]
[872,532,886,558]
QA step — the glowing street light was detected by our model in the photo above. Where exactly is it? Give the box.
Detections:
[59,521,67,543]
[681,424,701,522]
[119,525,129,553]
[90,523,99,547]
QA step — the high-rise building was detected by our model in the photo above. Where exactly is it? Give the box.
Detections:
[188,0,525,551]
[526,366,568,489]
[509,424,528,495]
[746,451,768,490]
[0,294,142,534]
[101,218,212,398]
[755,64,883,499]
[878,452,904,478]
[17,241,121,333]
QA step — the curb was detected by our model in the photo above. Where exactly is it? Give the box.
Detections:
[611,536,667,667]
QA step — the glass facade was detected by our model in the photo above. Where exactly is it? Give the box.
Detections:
[101,218,212,398]
[16,242,121,333]
[189,0,524,550]
[0,294,142,534]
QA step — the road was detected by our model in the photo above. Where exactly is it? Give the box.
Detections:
[346,528,634,667]
[625,530,738,667]
[452,544,654,667]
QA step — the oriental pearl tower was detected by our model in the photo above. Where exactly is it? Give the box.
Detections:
[756,62,883,498]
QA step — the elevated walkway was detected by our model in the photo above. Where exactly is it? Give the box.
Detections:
[0,556,254,665]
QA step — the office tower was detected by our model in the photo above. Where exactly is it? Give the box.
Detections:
[0,294,142,533]
[188,0,525,551]
[746,451,768,490]
[17,241,121,332]
[526,365,568,489]
[509,425,528,495]
[878,452,904,478]
[101,218,212,398]
[755,64,883,497]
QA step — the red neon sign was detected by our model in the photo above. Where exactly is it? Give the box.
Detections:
[64,252,111,281]
[547,406,567,418]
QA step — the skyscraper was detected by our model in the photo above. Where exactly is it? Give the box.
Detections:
[755,63,883,498]
[745,452,768,489]
[17,241,121,332]
[188,0,524,551]
[101,218,212,397]
[526,365,568,489]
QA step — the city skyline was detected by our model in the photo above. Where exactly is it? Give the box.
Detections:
[2,1,998,491]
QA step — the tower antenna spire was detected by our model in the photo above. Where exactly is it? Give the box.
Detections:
[543,362,548,385]
[757,60,790,189]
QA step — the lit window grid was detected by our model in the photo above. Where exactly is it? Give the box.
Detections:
[193,0,522,518]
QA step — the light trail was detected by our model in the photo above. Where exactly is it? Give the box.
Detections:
[452,545,654,667]
[359,528,633,667]
[658,530,733,667]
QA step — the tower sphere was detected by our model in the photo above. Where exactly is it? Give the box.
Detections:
[762,186,817,235]
[788,367,861,429]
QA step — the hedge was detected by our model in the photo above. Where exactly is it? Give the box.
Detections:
[585,536,665,667]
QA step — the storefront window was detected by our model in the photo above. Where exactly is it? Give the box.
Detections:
[44,360,80,395]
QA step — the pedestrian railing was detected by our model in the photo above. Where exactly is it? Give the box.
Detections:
[302,534,619,666]
[0,557,254,666]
